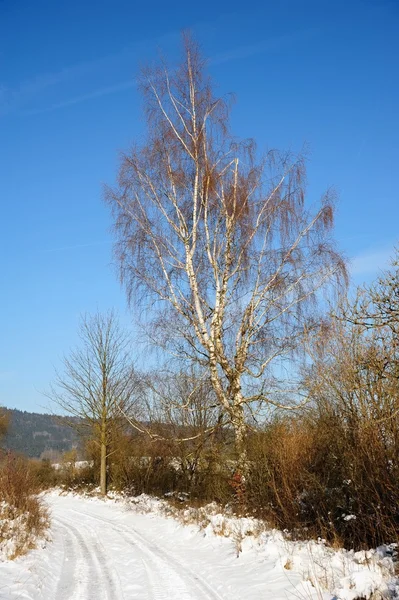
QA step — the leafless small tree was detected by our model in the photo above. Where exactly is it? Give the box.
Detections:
[48,311,139,495]
[106,35,347,475]
[149,368,223,484]
[335,248,399,397]
[346,248,399,332]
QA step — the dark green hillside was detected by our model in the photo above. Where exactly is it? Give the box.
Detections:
[1,409,81,459]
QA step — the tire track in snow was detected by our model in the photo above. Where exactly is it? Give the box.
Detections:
[61,513,190,600]
[124,527,226,600]
[68,507,229,600]
[54,516,124,600]
[68,509,210,600]
[140,555,192,600]
[53,518,85,600]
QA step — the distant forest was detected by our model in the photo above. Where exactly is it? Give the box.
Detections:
[1,409,81,459]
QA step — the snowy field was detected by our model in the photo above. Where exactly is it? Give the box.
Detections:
[0,491,398,600]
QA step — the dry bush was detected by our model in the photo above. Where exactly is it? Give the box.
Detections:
[121,434,232,503]
[106,431,144,493]
[246,418,320,531]
[187,444,233,505]
[308,316,399,548]
[29,458,59,489]
[76,425,234,504]
[246,320,399,550]
[113,435,184,496]
[0,409,9,439]
[55,445,97,491]
[0,454,39,509]
[0,453,49,559]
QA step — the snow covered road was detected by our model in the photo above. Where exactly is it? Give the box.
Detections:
[0,492,395,599]
[0,493,304,600]
[52,505,226,600]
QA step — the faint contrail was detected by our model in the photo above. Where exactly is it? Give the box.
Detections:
[45,240,111,253]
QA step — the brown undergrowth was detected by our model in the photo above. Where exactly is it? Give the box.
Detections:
[0,453,49,560]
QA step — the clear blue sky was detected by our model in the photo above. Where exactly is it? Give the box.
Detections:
[0,0,398,412]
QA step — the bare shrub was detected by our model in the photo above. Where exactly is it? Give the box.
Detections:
[307,309,399,548]
[0,409,9,439]
[0,453,49,559]
[247,354,399,549]
[30,458,58,489]
[246,418,318,531]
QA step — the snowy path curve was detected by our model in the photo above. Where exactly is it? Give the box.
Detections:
[53,516,123,600]
[54,508,224,600]
[66,507,225,600]
[0,492,332,600]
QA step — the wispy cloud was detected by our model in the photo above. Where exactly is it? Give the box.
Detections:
[0,32,164,117]
[211,28,319,66]
[350,247,395,278]
[22,81,136,116]
[0,43,140,116]
[1,28,319,117]
[45,240,112,253]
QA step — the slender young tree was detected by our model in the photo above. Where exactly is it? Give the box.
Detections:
[48,311,138,495]
[106,36,347,475]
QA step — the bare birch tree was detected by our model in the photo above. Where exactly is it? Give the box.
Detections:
[48,311,139,495]
[106,36,347,475]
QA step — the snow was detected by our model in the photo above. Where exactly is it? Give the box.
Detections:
[52,461,92,471]
[0,490,397,599]
[0,501,48,562]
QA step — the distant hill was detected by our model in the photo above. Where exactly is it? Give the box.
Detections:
[1,409,82,459]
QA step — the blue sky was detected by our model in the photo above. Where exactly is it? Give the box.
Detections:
[0,0,398,412]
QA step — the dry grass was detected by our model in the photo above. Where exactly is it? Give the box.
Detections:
[246,401,399,550]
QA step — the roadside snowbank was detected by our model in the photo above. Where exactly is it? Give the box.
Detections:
[51,489,399,600]
[127,493,399,599]
[0,501,49,562]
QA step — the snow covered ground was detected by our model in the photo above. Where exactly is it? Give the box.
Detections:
[0,490,398,600]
